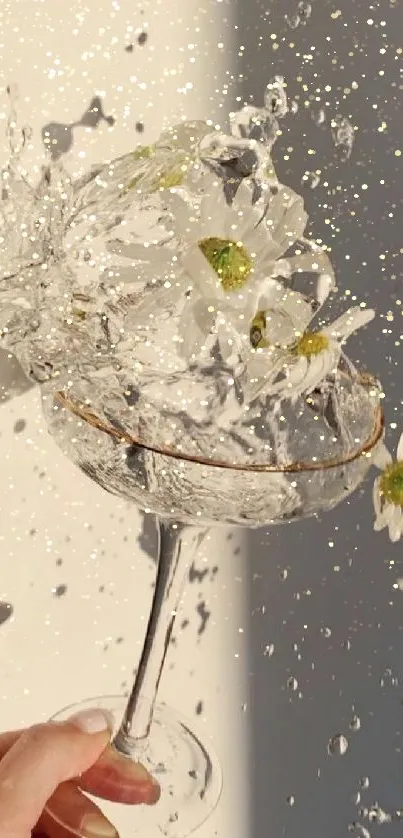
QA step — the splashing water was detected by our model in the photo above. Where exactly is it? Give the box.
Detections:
[327,733,349,756]
[331,115,355,161]
[0,83,382,527]
[285,1,312,28]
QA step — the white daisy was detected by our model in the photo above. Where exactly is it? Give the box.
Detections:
[114,174,334,363]
[239,279,316,400]
[255,306,375,402]
[372,434,403,542]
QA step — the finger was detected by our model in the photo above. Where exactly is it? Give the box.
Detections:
[79,744,160,805]
[41,780,118,838]
[0,709,112,836]
[0,727,160,805]
[0,729,21,758]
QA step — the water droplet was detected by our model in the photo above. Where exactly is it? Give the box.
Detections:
[264,643,275,657]
[280,568,288,580]
[321,626,332,638]
[287,795,295,806]
[298,1,312,19]
[380,667,398,687]
[13,418,26,433]
[327,733,349,756]
[287,676,298,691]
[352,792,361,805]
[52,584,67,597]
[0,602,13,625]
[331,116,355,160]
[342,639,352,651]
[285,2,311,28]
[360,777,370,790]
[348,824,371,838]
[302,171,321,189]
[349,714,361,732]
[264,76,288,118]
[368,806,391,824]
[285,12,301,28]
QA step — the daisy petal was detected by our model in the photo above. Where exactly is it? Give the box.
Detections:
[322,307,375,342]
[285,250,335,290]
[181,244,221,297]
[388,506,403,542]
[371,442,393,470]
[396,432,403,461]
[298,349,336,395]
[177,299,211,360]
[374,503,394,532]
[107,241,167,267]
[267,187,308,252]
[164,191,196,239]
[268,355,308,398]
[372,477,382,517]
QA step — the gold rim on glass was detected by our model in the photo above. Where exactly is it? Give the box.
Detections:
[54,388,384,475]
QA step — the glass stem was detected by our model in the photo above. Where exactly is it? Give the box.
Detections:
[113,519,207,756]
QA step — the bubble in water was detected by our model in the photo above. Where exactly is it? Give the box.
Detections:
[349,714,361,732]
[327,733,349,756]
[331,116,355,160]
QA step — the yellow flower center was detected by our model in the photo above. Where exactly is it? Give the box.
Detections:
[132,145,154,161]
[152,167,186,190]
[294,331,330,357]
[380,461,403,507]
[250,310,270,349]
[198,237,253,292]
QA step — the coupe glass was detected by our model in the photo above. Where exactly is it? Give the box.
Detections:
[0,89,384,837]
[38,370,383,838]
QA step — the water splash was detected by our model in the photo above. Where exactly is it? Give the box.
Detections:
[331,115,355,161]
[327,733,349,755]
[285,1,312,28]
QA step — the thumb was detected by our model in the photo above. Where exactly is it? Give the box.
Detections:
[0,708,112,837]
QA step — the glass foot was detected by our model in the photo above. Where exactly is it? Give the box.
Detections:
[46,696,222,838]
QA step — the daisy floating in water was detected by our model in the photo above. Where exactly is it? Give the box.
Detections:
[372,434,403,542]
[247,305,375,403]
[107,172,334,363]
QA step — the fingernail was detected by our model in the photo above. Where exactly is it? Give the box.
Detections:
[81,814,118,837]
[68,708,114,735]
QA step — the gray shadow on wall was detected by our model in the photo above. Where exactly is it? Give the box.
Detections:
[232,0,403,834]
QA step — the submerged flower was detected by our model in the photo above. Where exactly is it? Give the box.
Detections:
[114,172,334,363]
[255,306,375,402]
[372,434,403,542]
